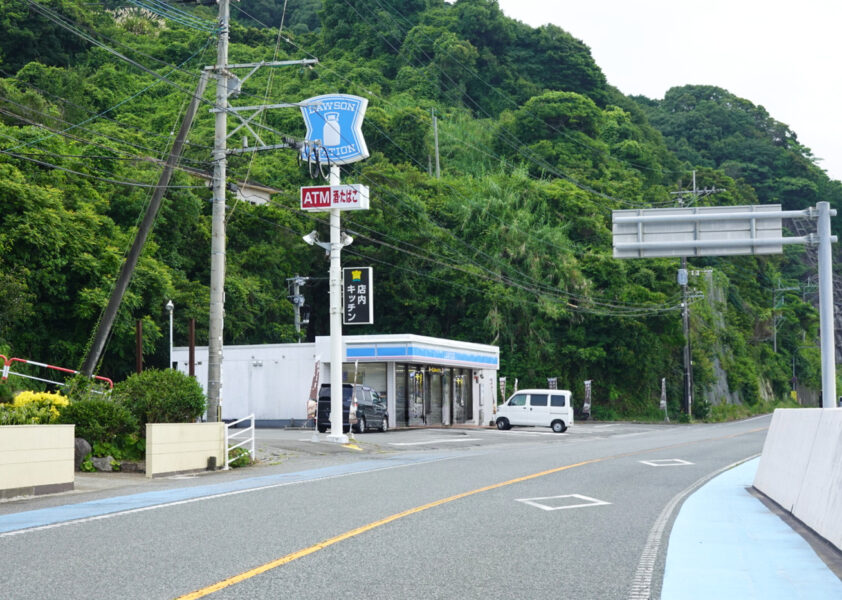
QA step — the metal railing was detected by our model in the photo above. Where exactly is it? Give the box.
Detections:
[1,354,114,389]
[224,413,255,469]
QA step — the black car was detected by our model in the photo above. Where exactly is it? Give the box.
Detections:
[316,383,388,434]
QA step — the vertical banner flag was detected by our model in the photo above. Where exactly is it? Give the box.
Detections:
[547,377,558,390]
[499,377,507,402]
[583,380,592,415]
[343,267,373,325]
[660,377,667,410]
[307,355,321,421]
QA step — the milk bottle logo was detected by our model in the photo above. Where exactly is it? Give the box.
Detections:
[323,112,341,146]
[300,94,369,165]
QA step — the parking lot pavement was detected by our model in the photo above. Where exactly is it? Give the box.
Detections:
[252,426,489,462]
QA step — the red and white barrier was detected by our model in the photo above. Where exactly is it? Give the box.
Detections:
[0,355,113,389]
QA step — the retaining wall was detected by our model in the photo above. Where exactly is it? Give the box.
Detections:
[754,408,842,550]
[0,424,74,499]
[146,422,225,478]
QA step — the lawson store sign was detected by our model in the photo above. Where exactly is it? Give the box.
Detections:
[300,94,369,165]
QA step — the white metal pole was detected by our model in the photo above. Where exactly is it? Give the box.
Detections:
[168,303,173,369]
[328,165,348,443]
[817,201,836,408]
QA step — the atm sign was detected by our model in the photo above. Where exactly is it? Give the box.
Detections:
[300,184,370,212]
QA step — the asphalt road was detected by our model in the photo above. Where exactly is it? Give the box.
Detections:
[0,417,770,600]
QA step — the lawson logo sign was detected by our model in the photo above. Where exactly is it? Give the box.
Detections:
[300,94,369,165]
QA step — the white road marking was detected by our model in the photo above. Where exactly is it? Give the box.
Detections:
[0,455,460,539]
[639,458,694,467]
[516,493,611,511]
[389,438,482,446]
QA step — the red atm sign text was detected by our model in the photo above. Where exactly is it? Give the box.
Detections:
[300,184,370,212]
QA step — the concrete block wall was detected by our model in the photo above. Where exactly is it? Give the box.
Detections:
[0,424,74,499]
[146,422,225,478]
[754,408,842,550]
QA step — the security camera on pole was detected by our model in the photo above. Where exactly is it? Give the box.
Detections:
[300,94,370,444]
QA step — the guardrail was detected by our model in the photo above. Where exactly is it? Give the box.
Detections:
[0,354,114,389]
[224,414,255,469]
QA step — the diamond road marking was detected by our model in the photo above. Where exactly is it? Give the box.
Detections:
[516,494,611,511]
[639,458,694,467]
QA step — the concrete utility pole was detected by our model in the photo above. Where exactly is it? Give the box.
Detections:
[204,1,317,421]
[206,0,230,423]
[670,171,724,416]
[287,275,310,340]
[432,108,440,179]
[772,280,799,353]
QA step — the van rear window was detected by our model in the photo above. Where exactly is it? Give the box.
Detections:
[530,394,548,406]
[318,386,353,401]
[551,395,566,407]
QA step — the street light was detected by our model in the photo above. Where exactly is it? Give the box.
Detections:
[165,300,174,370]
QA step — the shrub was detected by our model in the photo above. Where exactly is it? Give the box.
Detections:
[0,402,53,424]
[228,446,253,468]
[56,397,138,445]
[13,390,69,422]
[63,375,113,403]
[112,369,206,433]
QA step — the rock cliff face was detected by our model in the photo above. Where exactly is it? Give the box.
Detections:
[696,271,777,407]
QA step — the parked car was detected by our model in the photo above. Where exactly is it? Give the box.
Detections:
[495,389,574,433]
[316,383,388,433]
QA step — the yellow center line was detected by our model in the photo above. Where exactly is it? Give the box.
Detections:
[177,423,769,599]
[176,457,602,599]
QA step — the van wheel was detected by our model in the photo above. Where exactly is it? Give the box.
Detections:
[496,417,510,430]
[355,416,366,433]
[317,425,327,433]
[551,420,567,433]
[380,415,388,432]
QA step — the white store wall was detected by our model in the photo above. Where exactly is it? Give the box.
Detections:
[174,334,499,427]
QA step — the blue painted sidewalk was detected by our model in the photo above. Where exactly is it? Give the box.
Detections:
[662,457,842,599]
[0,453,452,535]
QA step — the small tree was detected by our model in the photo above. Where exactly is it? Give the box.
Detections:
[112,369,206,434]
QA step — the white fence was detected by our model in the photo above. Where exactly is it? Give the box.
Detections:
[225,414,255,469]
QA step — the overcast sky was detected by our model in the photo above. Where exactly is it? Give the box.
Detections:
[495,0,842,182]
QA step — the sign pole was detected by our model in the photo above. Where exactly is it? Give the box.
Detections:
[328,165,348,443]
[817,201,836,407]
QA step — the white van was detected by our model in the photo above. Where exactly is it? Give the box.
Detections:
[495,389,574,433]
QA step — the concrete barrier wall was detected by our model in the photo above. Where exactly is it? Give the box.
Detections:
[754,408,842,550]
[146,422,225,478]
[0,424,74,499]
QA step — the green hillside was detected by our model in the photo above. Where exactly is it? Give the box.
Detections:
[0,0,830,418]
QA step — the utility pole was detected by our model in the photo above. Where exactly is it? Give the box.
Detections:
[80,71,210,377]
[432,108,440,179]
[287,275,309,341]
[204,1,317,421]
[773,280,799,353]
[670,171,724,417]
[206,0,230,423]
